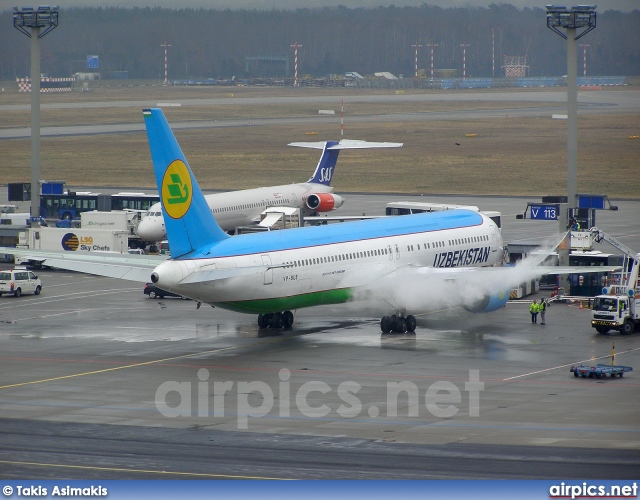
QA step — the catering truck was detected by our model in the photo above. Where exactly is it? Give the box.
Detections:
[590,228,640,335]
[15,224,128,268]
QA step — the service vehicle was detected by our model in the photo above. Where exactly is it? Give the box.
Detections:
[16,226,129,268]
[0,267,42,297]
[143,282,183,299]
[590,228,640,335]
[570,364,633,378]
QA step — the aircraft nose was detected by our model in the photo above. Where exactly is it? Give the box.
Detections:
[137,217,165,241]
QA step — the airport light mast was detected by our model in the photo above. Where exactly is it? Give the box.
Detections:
[428,41,439,81]
[291,42,302,87]
[581,42,589,76]
[546,4,596,217]
[412,42,422,78]
[460,42,470,79]
[13,5,60,226]
[161,41,171,86]
[545,4,596,290]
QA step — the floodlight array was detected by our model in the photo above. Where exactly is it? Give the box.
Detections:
[13,6,59,38]
[546,5,596,39]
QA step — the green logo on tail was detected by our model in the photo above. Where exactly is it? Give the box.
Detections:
[162,160,193,219]
[166,173,190,205]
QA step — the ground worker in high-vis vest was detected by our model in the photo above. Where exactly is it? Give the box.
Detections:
[539,298,547,325]
[530,300,540,324]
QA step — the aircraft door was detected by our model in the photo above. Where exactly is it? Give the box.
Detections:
[395,244,400,261]
[489,226,498,254]
[387,244,394,261]
[261,255,273,285]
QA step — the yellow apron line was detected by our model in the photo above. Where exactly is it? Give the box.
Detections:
[0,338,283,390]
[0,459,289,480]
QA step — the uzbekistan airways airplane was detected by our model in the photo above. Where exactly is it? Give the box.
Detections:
[136,138,402,241]
[2,109,607,334]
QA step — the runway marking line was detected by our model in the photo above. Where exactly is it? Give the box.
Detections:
[0,459,289,480]
[503,347,640,381]
[0,337,288,390]
[2,350,638,388]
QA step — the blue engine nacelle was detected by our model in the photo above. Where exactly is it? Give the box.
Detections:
[462,288,509,313]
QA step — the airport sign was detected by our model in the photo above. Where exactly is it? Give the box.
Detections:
[530,204,559,220]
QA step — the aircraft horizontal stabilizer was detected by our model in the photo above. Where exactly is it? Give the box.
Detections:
[288,139,402,150]
[0,247,161,283]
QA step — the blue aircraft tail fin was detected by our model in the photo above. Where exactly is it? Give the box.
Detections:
[307,140,340,186]
[143,108,229,258]
[288,139,403,187]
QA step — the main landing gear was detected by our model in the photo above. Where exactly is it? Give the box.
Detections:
[258,311,294,329]
[380,314,417,334]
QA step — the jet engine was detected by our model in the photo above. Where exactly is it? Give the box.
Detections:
[306,193,345,212]
[461,288,509,313]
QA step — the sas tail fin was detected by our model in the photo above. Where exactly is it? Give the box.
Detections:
[307,140,341,186]
[289,139,404,187]
[143,108,228,258]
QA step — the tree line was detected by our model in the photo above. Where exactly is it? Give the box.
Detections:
[1,5,638,81]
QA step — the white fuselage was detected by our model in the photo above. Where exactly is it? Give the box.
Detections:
[138,182,334,241]
[152,212,502,314]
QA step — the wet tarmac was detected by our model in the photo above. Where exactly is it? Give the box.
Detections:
[0,194,639,478]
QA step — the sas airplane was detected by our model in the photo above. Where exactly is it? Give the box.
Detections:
[137,138,402,241]
[2,109,610,334]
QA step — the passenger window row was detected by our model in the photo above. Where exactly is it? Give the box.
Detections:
[212,199,291,214]
[280,233,490,267]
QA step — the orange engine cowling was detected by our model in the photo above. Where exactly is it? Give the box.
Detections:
[306,193,345,212]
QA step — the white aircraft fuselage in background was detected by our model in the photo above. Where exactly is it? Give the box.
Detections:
[138,182,339,241]
[137,139,403,241]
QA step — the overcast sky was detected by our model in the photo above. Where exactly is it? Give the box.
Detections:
[2,0,637,11]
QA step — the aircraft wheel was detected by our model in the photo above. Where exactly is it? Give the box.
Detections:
[271,312,284,329]
[257,313,269,329]
[283,311,294,328]
[393,316,407,334]
[406,315,417,333]
[380,316,393,333]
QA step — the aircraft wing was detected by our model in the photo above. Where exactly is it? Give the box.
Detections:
[538,265,622,275]
[305,215,384,223]
[0,247,164,282]
[288,139,403,149]
[344,259,622,314]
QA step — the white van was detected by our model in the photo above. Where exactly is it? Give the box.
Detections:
[0,267,42,297]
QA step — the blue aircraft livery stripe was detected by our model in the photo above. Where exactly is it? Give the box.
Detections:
[187,209,484,259]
